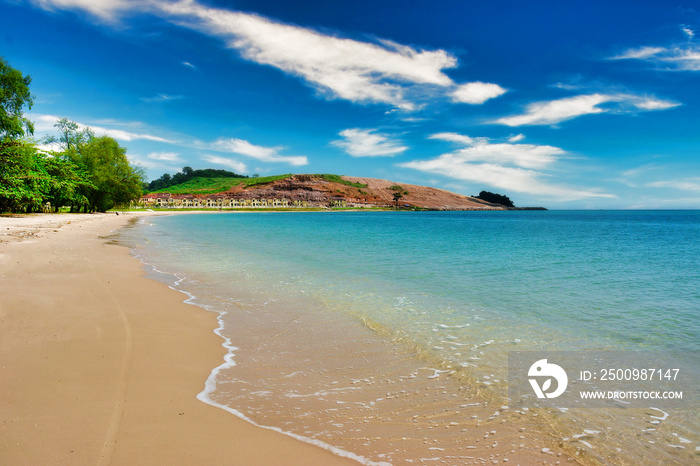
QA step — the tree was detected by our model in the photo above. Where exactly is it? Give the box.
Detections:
[47,119,145,211]
[73,135,145,212]
[43,156,92,212]
[0,62,124,214]
[0,140,47,212]
[0,57,34,140]
[475,191,514,207]
[387,185,409,209]
[146,166,247,191]
[0,140,95,213]
[46,117,93,151]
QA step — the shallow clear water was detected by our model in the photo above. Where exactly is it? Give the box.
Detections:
[122,210,699,464]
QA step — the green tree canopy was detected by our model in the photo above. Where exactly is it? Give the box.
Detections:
[0,140,91,213]
[42,155,92,212]
[71,134,145,212]
[0,57,34,140]
[475,191,515,207]
[0,140,46,212]
[43,118,145,212]
[147,166,246,191]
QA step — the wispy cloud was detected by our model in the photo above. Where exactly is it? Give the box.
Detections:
[647,178,700,192]
[451,82,507,104]
[181,61,197,70]
[428,133,563,169]
[140,93,184,103]
[128,153,182,171]
[210,137,308,166]
[400,133,613,200]
[30,113,175,143]
[493,94,612,126]
[147,151,182,162]
[28,0,137,22]
[681,25,695,41]
[621,163,660,178]
[159,1,458,110]
[610,39,700,71]
[32,113,307,167]
[201,154,248,173]
[332,128,408,157]
[429,132,478,146]
[611,46,667,60]
[31,0,505,110]
[493,93,679,127]
[89,124,173,142]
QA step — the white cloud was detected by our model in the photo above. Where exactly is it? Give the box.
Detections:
[155,1,458,110]
[32,0,505,110]
[31,113,307,167]
[28,0,138,21]
[332,128,408,157]
[147,151,181,162]
[508,133,525,143]
[610,43,700,71]
[400,133,613,201]
[647,178,700,192]
[429,132,476,145]
[202,154,247,173]
[181,61,197,70]
[31,114,63,133]
[630,95,679,110]
[493,94,614,126]
[428,132,563,169]
[35,142,64,153]
[451,82,507,104]
[493,93,679,127]
[90,124,173,142]
[401,157,611,201]
[454,141,563,170]
[682,26,695,40]
[29,113,174,143]
[610,46,666,60]
[211,137,308,166]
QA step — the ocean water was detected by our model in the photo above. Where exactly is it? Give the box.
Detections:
[121,210,699,464]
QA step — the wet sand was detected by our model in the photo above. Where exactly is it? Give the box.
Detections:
[0,212,356,465]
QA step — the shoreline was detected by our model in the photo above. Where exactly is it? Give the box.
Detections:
[0,212,356,465]
[8,212,691,464]
[127,212,586,464]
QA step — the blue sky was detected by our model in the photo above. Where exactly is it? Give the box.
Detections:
[2,0,699,208]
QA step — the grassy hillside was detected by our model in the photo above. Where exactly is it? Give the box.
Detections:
[315,174,367,188]
[149,174,295,195]
[242,174,293,187]
[150,177,244,194]
[148,173,368,195]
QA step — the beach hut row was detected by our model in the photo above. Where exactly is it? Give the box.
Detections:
[136,193,347,208]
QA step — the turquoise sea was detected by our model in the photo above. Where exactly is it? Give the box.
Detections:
[121,210,699,464]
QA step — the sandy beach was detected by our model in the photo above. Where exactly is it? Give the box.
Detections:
[0,212,356,465]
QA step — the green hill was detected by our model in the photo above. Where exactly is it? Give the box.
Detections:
[149,174,295,195]
[150,177,244,194]
[147,173,371,195]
